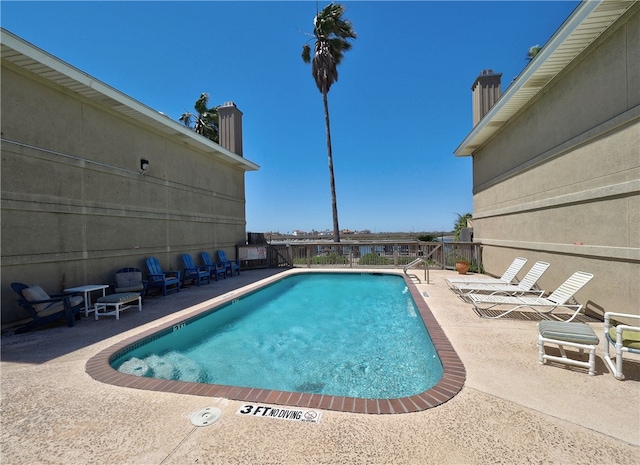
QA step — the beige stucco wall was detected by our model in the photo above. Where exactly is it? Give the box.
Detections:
[471,5,640,318]
[1,62,250,325]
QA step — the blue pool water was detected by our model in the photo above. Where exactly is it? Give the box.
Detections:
[112,272,443,399]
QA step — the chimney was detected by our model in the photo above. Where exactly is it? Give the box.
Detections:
[218,101,243,157]
[471,69,502,127]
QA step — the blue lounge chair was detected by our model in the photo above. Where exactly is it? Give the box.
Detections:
[217,250,240,277]
[201,252,227,281]
[145,257,181,296]
[182,254,210,287]
[11,282,83,334]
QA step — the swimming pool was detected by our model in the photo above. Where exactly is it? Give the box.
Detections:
[87,270,465,414]
[112,273,441,399]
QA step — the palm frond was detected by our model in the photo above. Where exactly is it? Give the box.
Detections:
[302,2,356,95]
[194,93,209,114]
[301,44,311,63]
[178,93,220,143]
[179,112,194,128]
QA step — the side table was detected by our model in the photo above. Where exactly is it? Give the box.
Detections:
[64,284,109,317]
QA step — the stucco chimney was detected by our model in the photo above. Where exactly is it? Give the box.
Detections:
[471,69,502,127]
[218,101,243,157]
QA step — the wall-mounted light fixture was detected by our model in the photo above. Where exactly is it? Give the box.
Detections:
[140,159,149,175]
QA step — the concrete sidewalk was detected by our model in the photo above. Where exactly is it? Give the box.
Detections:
[1,268,638,464]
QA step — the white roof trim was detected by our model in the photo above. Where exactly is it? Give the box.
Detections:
[0,28,259,171]
[454,0,635,157]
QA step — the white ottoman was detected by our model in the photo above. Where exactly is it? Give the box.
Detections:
[538,320,600,376]
[94,293,141,320]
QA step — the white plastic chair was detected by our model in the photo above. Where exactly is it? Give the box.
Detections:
[603,312,640,380]
[469,271,594,321]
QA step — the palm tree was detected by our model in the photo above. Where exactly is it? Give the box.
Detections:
[179,93,220,143]
[301,3,356,243]
[526,44,542,61]
[454,212,472,241]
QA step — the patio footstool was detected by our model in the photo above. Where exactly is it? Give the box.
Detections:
[537,320,600,375]
[94,293,141,320]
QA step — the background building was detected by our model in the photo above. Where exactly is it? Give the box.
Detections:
[1,29,259,325]
[455,1,639,320]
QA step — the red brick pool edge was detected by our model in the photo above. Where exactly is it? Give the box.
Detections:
[85,273,465,414]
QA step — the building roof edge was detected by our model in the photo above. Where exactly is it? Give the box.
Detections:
[0,28,259,171]
[453,0,634,158]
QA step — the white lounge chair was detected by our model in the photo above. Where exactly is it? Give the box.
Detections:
[603,312,640,380]
[445,257,527,288]
[452,261,550,296]
[468,271,594,321]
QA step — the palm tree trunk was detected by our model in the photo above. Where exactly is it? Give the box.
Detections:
[323,91,341,243]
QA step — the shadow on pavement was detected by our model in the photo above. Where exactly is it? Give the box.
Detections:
[1,268,288,364]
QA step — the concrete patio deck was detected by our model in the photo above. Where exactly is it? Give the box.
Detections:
[2,268,638,464]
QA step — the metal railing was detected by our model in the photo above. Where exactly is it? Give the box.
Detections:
[264,241,483,273]
[403,243,445,284]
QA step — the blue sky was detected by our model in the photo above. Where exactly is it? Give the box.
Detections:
[1,0,579,234]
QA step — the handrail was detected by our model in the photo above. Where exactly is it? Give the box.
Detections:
[404,257,424,270]
[403,257,426,283]
[403,244,442,284]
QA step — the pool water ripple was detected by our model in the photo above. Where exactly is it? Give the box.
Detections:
[88,270,466,414]
[112,273,443,399]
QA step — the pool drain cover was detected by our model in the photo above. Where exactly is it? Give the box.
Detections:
[190,407,222,427]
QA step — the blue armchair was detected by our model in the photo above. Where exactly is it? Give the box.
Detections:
[201,252,227,281]
[182,254,210,287]
[146,257,181,296]
[11,282,83,334]
[217,250,240,277]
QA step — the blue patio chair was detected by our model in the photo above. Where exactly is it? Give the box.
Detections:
[145,257,181,296]
[217,250,240,277]
[182,254,210,287]
[201,252,227,281]
[11,282,83,334]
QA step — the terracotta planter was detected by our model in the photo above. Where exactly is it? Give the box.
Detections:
[455,261,470,274]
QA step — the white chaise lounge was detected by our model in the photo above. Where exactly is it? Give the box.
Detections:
[445,257,527,288]
[468,271,594,321]
[452,261,550,297]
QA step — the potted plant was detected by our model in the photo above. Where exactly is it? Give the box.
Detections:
[455,256,471,275]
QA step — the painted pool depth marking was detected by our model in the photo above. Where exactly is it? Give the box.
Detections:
[112,273,443,399]
[237,404,322,423]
